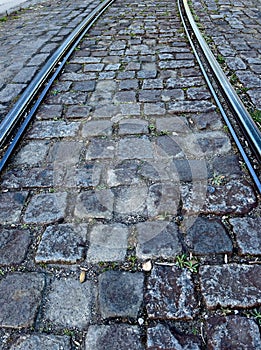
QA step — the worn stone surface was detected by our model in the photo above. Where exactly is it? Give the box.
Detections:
[185,217,233,255]
[86,223,128,262]
[24,192,67,223]
[98,271,144,318]
[136,221,182,259]
[117,137,154,159]
[43,278,95,329]
[28,121,80,138]
[13,141,50,166]
[85,325,144,350]
[0,273,45,328]
[35,223,87,264]
[1,167,54,188]
[206,316,261,350]
[147,323,201,350]
[9,334,71,350]
[81,120,113,137]
[199,264,261,309]
[0,191,28,224]
[118,119,149,135]
[229,217,261,256]
[74,189,114,219]
[113,185,148,217]
[0,228,31,265]
[146,265,197,320]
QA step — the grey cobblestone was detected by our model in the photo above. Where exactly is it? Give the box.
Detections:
[24,192,67,223]
[86,223,128,262]
[98,271,144,319]
[35,223,88,264]
[0,228,31,265]
[9,334,71,350]
[85,325,144,350]
[0,191,28,224]
[43,278,95,329]
[0,273,45,328]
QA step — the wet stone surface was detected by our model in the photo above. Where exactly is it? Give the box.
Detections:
[0,273,45,328]
[98,271,144,319]
[85,325,144,350]
[146,265,197,320]
[199,264,261,309]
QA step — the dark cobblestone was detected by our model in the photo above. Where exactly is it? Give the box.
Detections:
[185,216,233,255]
[229,217,261,256]
[98,271,144,319]
[206,316,261,350]
[147,323,201,350]
[146,265,197,320]
[0,273,45,328]
[200,264,261,309]
[0,228,31,265]
[85,325,144,350]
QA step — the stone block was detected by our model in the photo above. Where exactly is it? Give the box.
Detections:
[9,334,71,350]
[185,217,233,255]
[136,221,182,259]
[199,264,261,309]
[98,271,144,318]
[24,192,67,224]
[0,191,28,224]
[0,273,45,328]
[206,316,261,349]
[146,265,197,320]
[86,223,128,262]
[74,189,114,220]
[35,223,88,264]
[43,278,95,329]
[0,228,31,265]
[230,217,261,255]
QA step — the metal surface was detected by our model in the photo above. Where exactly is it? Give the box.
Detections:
[178,0,261,193]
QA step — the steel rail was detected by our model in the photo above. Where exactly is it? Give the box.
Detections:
[178,0,261,194]
[0,0,115,148]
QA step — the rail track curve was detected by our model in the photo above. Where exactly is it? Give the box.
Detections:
[0,0,260,193]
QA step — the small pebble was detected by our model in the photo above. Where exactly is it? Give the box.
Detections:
[142,260,152,272]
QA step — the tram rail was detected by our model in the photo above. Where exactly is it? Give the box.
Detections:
[0,0,260,194]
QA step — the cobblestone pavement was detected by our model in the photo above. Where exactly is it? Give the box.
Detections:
[0,0,261,349]
[0,0,100,122]
[191,0,261,112]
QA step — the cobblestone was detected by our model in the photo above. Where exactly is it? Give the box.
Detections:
[85,325,144,350]
[146,265,197,320]
[0,0,260,347]
[43,278,95,329]
[98,271,144,319]
[206,316,261,350]
[0,273,45,328]
[200,264,261,309]
[9,334,71,350]
[0,228,31,265]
